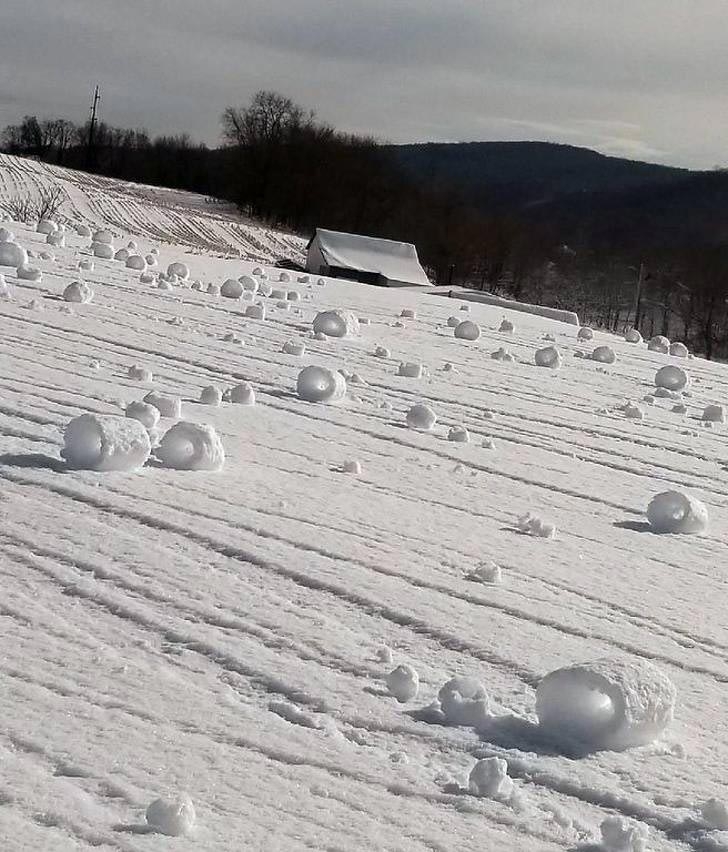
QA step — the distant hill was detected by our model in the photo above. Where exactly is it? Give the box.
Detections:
[385,141,728,249]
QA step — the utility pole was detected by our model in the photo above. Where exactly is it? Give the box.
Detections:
[86,85,100,170]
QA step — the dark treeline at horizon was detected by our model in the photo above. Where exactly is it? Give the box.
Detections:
[4,91,728,359]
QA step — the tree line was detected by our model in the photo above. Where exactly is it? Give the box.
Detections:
[4,92,728,358]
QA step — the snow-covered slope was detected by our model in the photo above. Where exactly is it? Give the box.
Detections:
[0,154,305,262]
[1,157,728,851]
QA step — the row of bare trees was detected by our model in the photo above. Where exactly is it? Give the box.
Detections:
[4,93,728,357]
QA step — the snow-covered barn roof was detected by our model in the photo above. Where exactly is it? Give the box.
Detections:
[309,228,431,287]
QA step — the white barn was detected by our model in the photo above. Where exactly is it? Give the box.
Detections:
[306,228,431,287]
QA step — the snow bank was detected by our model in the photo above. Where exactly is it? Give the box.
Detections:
[655,365,689,391]
[646,490,708,534]
[534,345,562,369]
[296,365,346,403]
[454,320,481,340]
[313,309,360,338]
[406,403,437,431]
[155,422,225,471]
[61,413,151,471]
[648,335,670,353]
[469,757,513,800]
[438,676,490,726]
[63,281,94,304]
[228,382,256,405]
[536,658,676,750]
[386,664,419,702]
[434,288,580,325]
[143,390,181,419]
[146,795,196,837]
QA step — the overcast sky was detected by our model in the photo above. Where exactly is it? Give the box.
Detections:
[2,0,727,169]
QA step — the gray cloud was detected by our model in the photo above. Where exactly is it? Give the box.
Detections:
[2,0,727,167]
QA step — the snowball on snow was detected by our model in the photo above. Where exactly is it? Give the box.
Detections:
[167,262,189,280]
[460,303,470,311]
[517,513,556,538]
[469,758,513,800]
[646,490,708,535]
[245,303,266,320]
[61,413,151,471]
[125,401,160,430]
[446,316,460,328]
[592,345,616,364]
[78,259,94,271]
[386,664,419,702]
[374,346,391,358]
[669,341,689,357]
[648,335,670,353]
[0,274,13,300]
[282,340,306,356]
[313,309,360,338]
[36,219,58,235]
[448,425,470,443]
[397,362,424,378]
[343,459,362,474]
[155,422,225,471]
[400,308,416,319]
[600,817,648,852]
[191,280,204,291]
[438,676,490,726]
[454,320,481,340]
[126,254,146,270]
[287,290,301,302]
[114,248,130,262]
[622,402,645,420]
[296,365,346,403]
[75,223,92,237]
[499,319,515,333]
[145,254,157,266]
[491,347,515,362]
[270,288,287,300]
[406,403,437,431]
[239,275,259,293]
[17,264,42,282]
[0,227,14,243]
[145,795,196,837]
[206,283,220,296]
[199,385,223,406]
[702,404,725,423]
[536,657,676,751]
[0,241,28,267]
[228,382,256,405]
[63,281,94,304]
[221,278,243,298]
[92,242,114,259]
[92,229,113,245]
[46,231,65,247]
[143,390,181,419]
[279,271,291,283]
[577,326,594,340]
[701,798,728,830]
[258,282,272,297]
[624,328,643,344]
[127,240,137,250]
[376,646,394,664]
[655,365,689,391]
[466,561,502,584]
[534,345,562,369]
[128,364,153,382]
[139,272,155,284]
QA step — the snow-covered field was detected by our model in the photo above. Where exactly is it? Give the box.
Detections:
[1,156,728,851]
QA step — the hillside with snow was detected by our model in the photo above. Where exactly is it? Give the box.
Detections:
[1,155,728,851]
